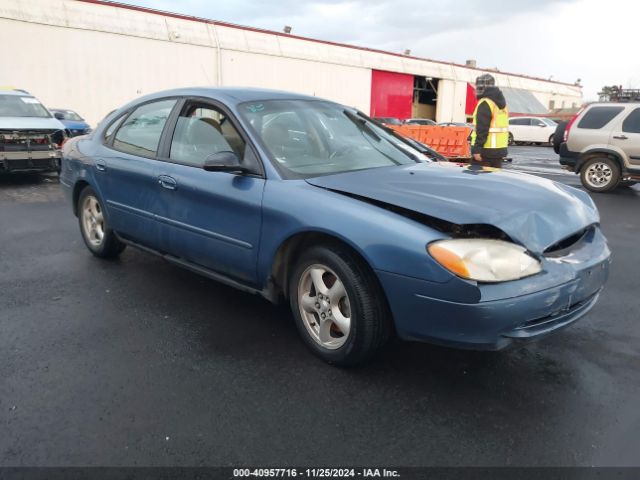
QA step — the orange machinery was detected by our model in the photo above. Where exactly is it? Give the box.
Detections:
[389,125,472,160]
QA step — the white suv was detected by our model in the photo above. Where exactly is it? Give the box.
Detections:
[559,102,640,192]
[508,116,557,145]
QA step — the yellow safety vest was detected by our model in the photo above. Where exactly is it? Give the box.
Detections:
[471,98,509,149]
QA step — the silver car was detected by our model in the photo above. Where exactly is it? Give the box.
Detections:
[559,102,640,192]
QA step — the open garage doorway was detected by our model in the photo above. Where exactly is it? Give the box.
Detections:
[413,76,439,121]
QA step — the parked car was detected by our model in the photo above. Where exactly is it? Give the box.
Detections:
[0,89,65,174]
[438,122,474,128]
[61,88,610,366]
[373,116,402,126]
[559,102,640,192]
[508,116,557,145]
[50,109,92,137]
[405,118,436,126]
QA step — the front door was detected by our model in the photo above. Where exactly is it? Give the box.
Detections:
[154,100,265,285]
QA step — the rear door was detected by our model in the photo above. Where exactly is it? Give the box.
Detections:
[94,98,178,249]
[154,99,265,284]
[508,117,531,142]
[609,106,640,167]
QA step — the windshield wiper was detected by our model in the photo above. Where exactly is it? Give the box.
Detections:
[343,109,381,142]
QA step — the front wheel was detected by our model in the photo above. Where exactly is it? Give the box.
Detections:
[289,245,391,366]
[78,186,126,258]
[580,157,621,192]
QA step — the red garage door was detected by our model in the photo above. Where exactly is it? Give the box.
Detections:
[370,70,413,120]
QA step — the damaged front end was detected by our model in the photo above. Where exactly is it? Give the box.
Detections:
[0,129,64,174]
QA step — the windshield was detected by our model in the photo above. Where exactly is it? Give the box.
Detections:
[238,100,426,178]
[55,110,83,121]
[0,95,51,118]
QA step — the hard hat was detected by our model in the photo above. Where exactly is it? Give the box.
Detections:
[475,74,496,96]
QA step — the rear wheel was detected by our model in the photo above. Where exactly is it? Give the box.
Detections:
[508,133,515,146]
[289,244,391,366]
[548,134,554,145]
[580,157,621,192]
[78,186,126,258]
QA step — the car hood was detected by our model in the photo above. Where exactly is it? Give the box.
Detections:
[61,120,90,130]
[305,162,599,254]
[0,116,66,131]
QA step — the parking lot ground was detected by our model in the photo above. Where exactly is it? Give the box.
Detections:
[1,149,639,467]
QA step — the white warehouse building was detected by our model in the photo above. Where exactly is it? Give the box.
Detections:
[0,0,583,126]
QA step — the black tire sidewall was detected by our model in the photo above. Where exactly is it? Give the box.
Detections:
[580,157,621,192]
[289,245,386,366]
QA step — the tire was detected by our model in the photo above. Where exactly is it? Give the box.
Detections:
[548,134,555,145]
[77,185,126,258]
[289,244,391,367]
[508,133,515,146]
[580,157,621,193]
[553,121,567,154]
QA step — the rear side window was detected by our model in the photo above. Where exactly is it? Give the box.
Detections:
[509,118,530,125]
[622,108,640,134]
[577,106,624,129]
[103,113,127,144]
[113,99,176,157]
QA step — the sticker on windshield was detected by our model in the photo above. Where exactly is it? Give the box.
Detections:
[20,97,40,104]
[246,103,265,113]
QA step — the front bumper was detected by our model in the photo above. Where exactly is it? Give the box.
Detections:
[377,227,611,350]
[0,150,61,173]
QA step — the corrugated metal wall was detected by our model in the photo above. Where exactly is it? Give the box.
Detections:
[0,0,583,126]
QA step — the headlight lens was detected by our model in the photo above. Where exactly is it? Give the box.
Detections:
[428,239,542,282]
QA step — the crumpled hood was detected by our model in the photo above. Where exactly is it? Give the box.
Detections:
[306,163,599,254]
[0,116,66,131]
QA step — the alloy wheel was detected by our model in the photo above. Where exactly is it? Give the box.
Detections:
[297,264,352,350]
[585,162,613,188]
[82,195,105,247]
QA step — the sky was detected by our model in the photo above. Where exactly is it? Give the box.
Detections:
[118,0,639,100]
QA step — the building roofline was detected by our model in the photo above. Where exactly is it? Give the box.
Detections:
[77,0,581,89]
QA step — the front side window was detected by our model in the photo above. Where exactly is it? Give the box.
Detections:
[0,95,51,118]
[169,103,246,168]
[622,108,640,134]
[112,99,176,157]
[104,113,127,144]
[577,106,624,130]
[238,100,424,178]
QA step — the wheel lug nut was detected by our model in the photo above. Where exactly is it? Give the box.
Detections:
[315,303,320,308]
[321,313,326,319]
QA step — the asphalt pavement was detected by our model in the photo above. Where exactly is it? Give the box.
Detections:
[1,146,639,467]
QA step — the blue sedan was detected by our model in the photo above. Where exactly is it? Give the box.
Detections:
[51,108,92,137]
[60,88,610,366]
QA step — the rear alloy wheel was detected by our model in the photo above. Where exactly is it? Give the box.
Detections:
[78,186,126,258]
[580,157,621,192]
[289,245,391,366]
[508,133,515,146]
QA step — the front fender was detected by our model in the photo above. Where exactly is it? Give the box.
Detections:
[257,180,460,287]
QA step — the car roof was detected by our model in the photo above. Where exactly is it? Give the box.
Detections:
[0,89,31,97]
[130,87,328,107]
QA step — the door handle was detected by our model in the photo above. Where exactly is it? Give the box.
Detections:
[613,135,628,140]
[95,160,107,172]
[158,175,177,190]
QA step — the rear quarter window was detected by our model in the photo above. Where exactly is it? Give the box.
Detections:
[577,106,624,129]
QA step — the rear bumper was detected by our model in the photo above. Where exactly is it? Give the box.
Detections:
[377,228,611,350]
[0,150,61,173]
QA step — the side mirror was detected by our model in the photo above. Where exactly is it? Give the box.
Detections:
[202,151,251,174]
[53,112,65,120]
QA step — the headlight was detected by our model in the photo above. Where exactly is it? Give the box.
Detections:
[427,239,542,282]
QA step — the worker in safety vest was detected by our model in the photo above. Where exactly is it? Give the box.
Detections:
[471,74,509,168]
